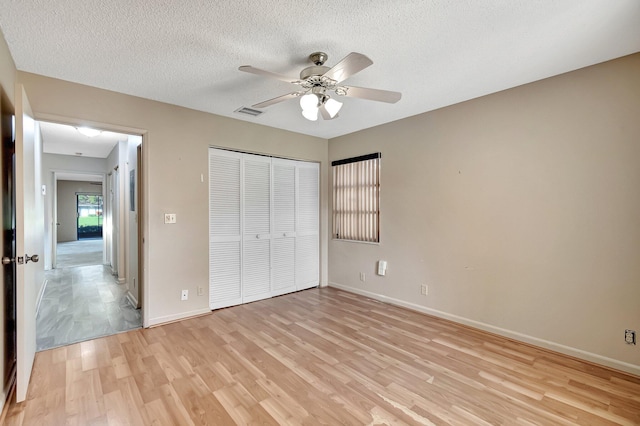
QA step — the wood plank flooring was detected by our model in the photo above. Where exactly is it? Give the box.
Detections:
[4,288,640,425]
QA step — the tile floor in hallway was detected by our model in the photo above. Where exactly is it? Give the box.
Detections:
[37,240,141,351]
[55,238,103,268]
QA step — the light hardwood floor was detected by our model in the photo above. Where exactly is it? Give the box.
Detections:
[4,288,640,425]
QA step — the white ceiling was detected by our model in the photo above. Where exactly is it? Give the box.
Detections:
[1,1,639,139]
[40,121,131,158]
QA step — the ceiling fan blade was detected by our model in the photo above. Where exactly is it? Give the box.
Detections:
[322,52,373,83]
[239,66,300,84]
[252,92,303,109]
[340,85,402,103]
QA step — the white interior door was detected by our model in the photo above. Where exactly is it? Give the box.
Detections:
[15,84,41,402]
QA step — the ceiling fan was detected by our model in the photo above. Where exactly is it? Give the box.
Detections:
[239,52,402,121]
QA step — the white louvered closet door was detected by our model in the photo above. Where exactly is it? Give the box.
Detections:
[210,149,319,309]
[209,149,242,309]
[296,161,320,290]
[271,158,296,296]
[242,154,272,303]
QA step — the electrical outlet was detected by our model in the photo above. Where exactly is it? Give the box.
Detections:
[181,289,188,301]
[197,286,204,296]
[625,329,636,345]
[359,272,366,282]
[421,284,428,296]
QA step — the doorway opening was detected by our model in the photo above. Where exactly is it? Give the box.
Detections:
[36,120,144,351]
[77,193,103,239]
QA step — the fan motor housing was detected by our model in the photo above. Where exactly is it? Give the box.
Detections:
[300,65,331,80]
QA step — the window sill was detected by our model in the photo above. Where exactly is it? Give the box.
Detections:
[332,238,380,245]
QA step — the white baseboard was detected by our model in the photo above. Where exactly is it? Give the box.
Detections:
[126,291,138,309]
[328,282,640,377]
[108,266,126,284]
[148,307,212,327]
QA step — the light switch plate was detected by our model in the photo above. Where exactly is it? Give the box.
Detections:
[164,213,177,224]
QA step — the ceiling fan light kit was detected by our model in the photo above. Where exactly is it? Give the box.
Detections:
[300,92,319,110]
[239,51,401,122]
[301,107,318,121]
[299,88,343,121]
[323,98,343,118]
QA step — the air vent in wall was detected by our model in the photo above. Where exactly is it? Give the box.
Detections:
[235,107,264,117]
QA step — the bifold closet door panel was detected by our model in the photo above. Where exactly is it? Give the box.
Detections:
[272,159,296,296]
[210,148,319,309]
[242,154,272,303]
[296,162,320,290]
[296,234,319,289]
[209,242,241,308]
[209,149,243,309]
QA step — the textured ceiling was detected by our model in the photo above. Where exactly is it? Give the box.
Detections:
[40,121,131,158]
[1,0,639,139]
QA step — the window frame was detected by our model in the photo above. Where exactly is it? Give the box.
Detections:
[331,152,381,243]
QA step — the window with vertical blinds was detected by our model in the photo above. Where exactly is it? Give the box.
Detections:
[332,153,380,242]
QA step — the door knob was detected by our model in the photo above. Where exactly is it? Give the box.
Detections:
[25,254,39,263]
[2,257,14,265]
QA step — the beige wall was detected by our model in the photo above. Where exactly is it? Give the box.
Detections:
[0,32,15,111]
[17,71,330,326]
[0,28,16,411]
[329,54,640,374]
[56,180,102,243]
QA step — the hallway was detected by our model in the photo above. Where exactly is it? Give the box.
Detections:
[36,240,141,351]
[55,238,103,268]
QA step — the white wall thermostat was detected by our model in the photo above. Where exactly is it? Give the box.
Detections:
[377,260,387,276]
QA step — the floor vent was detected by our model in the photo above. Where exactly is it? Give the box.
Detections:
[235,107,263,117]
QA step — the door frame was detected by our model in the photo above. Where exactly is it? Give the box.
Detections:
[50,171,106,269]
[35,113,149,328]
